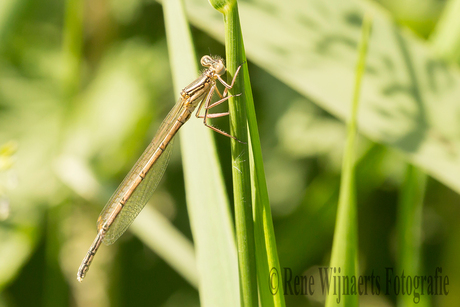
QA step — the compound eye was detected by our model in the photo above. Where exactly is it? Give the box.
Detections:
[201,55,213,67]
[215,62,226,75]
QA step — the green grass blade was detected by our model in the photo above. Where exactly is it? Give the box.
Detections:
[162,0,240,305]
[61,0,83,97]
[396,165,428,307]
[429,0,460,63]
[130,205,198,287]
[0,0,26,50]
[325,14,372,307]
[210,0,286,306]
[209,2,257,306]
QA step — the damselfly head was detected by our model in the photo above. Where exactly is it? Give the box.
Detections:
[200,55,226,76]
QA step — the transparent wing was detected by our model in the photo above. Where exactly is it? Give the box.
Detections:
[96,98,185,245]
[103,139,173,244]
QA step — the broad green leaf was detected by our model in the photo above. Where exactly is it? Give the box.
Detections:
[183,0,460,196]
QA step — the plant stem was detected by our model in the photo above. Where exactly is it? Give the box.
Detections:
[224,6,258,307]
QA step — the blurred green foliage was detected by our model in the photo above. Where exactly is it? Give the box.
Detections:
[1,0,460,306]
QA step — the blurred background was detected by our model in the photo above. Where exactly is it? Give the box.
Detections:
[1,0,460,306]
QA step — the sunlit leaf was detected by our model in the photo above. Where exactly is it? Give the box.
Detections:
[184,0,460,195]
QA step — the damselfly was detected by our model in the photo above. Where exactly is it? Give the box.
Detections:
[77,55,243,282]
